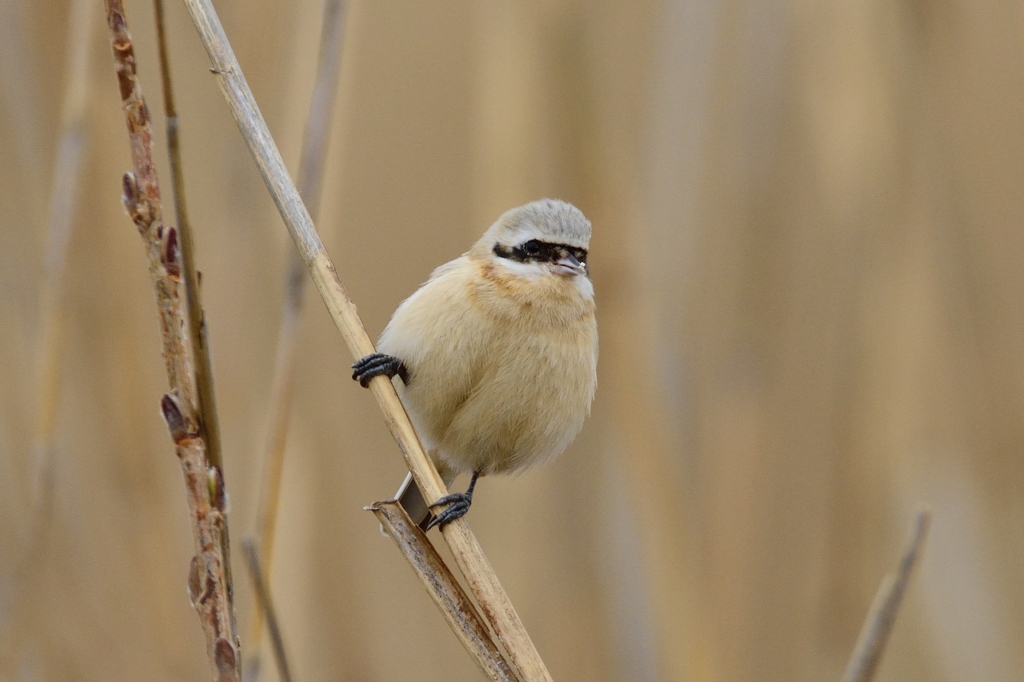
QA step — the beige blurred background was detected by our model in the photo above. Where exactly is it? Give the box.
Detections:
[2,0,1024,680]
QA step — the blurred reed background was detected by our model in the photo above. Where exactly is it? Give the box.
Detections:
[2,0,1023,680]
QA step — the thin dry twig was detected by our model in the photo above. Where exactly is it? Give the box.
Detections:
[103,4,239,680]
[178,1,553,679]
[0,0,98,663]
[840,506,931,682]
[152,0,235,618]
[241,540,294,682]
[292,0,346,223]
[154,0,225,473]
[35,0,95,479]
[369,501,518,682]
[248,3,347,677]
[0,3,97,672]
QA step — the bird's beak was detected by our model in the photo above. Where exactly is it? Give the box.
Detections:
[554,253,586,276]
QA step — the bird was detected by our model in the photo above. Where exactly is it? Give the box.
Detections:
[351,199,598,530]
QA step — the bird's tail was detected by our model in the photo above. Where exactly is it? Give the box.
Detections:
[395,463,457,529]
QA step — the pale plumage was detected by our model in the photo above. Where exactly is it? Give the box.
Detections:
[353,199,597,528]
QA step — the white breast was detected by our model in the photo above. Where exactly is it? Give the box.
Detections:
[378,255,597,477]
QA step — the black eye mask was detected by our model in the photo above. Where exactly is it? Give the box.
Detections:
[493,239,588,269]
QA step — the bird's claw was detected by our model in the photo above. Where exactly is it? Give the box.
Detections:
[425,491,473,530]
[351,353,409,387]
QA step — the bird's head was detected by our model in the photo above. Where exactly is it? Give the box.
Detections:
[472,199,591,280]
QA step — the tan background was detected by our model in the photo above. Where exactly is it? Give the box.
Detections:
[2,0,1023,680]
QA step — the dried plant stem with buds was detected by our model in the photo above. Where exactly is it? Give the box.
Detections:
[103,3,239,680]
[369,501,517,682]
[153,0,224,473]
[841,507,931,682]
[247,2,347,677]
[152,0,235,618]
[179,0,552,679]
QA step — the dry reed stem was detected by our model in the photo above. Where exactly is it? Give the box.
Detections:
[0,0,98,664]
[369,501,518,682]
[840,506,931,682]
[241,540,294,682]
[248,3,347,676]
[104,3,239,680]
[0,4,97,673]
[153,0,236,618]
[35,0,96,478]
[178,1,553,679]
[154,0,224,472]
[291,0,346,223]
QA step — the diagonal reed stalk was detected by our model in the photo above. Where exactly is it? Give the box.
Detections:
[246,2,347,679]
[178,0,553,678]
[841,506,931,682]
[369,501,517,682]
[103,3,239,680]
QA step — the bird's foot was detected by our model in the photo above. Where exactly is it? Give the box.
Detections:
[425,491,473,530]
[352,353,409,387]
[425,471,480,531]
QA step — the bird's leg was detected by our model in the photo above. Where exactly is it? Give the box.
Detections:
[351,353,410,388]
[425,471,479,531]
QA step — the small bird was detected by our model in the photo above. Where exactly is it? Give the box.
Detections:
[352,199,598,530]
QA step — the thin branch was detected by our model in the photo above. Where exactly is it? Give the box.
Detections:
[0,0,98,662]
[153,0,235,627]
[241,540,294,682]
[103,4,239,680]
[369,501,518,682]
[0,3,97,671]
[23,0,98,563]
[178,1,553,679]
[154,0,225,474]
[248,1,347,677]
[35,0,95,475]
[293,0,346,222]
[840,506,931,682]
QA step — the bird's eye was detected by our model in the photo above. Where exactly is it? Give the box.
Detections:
[523,240,541,256]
